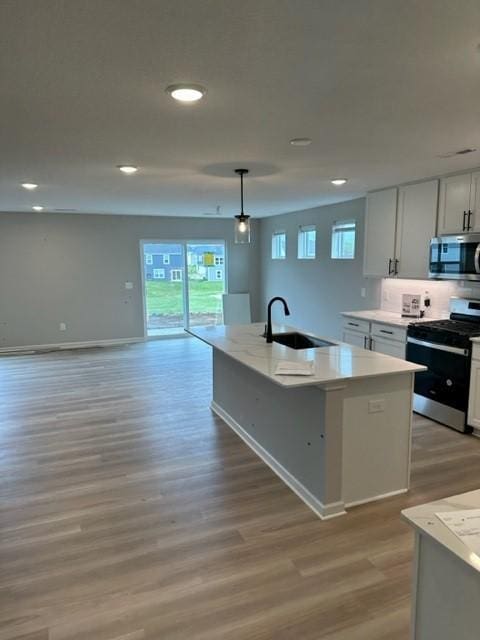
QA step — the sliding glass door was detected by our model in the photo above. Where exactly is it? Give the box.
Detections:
[142,241,225,337]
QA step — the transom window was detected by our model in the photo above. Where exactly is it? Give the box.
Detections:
[272,231,286,260]
[297,225,316,259]
[331,220,356,259]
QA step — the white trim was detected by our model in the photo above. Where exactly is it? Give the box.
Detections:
[146,332,192,341]
[344,488,408,509]
[210,400,346,520]
[472,428,480,439]
[0,336,144,355]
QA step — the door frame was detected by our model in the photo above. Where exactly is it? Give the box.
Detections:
[139,239,228,339]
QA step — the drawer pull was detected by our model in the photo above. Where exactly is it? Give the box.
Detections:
[380,329,394,335]
[348,322,359,327]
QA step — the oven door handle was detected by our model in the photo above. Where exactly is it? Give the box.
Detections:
[474,243,480,274]
[407,337,469,356]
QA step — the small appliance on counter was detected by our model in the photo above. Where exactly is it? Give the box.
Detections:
[402,293,422,318]
[406,297,480,433]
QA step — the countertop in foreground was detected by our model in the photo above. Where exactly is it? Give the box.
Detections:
[188,323,425,388]
[402,489,480,574]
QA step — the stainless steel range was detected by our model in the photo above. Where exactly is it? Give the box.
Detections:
[406,298,480,433]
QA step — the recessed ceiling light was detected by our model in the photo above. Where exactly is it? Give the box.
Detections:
[166,84,206,103]
[21,182,38,190]
[331,178,348,186]
[117,165,138,174]
[32,205,44,211]
[290,138,312,146]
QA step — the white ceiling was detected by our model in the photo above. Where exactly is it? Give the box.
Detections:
[1,0,480,218]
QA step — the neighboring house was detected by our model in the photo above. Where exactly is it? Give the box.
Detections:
[144,243,225,282]
[188,245,225,282]
[143,243,184,281]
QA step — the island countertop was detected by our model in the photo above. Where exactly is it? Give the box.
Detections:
[402,489,480,574]
[187,323,425,388]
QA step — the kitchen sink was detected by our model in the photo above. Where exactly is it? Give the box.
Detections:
[272,332,336,350]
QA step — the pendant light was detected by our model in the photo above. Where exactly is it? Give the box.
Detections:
[234,168,251,244]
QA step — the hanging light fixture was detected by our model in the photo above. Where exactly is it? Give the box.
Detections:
[234,168,251,244]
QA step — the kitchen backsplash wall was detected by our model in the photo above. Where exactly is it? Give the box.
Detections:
[381,278,480,318]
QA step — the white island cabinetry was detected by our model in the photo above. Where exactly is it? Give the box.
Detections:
[189,323,424,519]
[403,490,480,640]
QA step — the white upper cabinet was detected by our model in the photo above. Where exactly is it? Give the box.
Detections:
[395,180,438,279]
[470,171,480,232]
[438,172,478,234]
[363,188,397,277]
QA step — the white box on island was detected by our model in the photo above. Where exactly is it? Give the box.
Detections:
[189,323,425,519]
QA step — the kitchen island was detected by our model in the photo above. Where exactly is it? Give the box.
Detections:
[402,490,480,640]
[189,323,425,519]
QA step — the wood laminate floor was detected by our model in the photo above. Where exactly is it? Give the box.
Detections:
[1,338,480,640]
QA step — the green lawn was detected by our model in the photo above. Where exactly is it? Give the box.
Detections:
[146,280,223,315]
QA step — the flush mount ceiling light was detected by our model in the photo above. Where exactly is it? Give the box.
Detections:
[331,178,348,186]
[117,165,138,174]
[32,205,44,211]
[290,138,312,146]
[234,169,251,244]
[166,83,206,103]
[21,182,38,190]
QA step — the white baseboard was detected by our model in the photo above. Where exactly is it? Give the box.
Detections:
[0,336,145,355]
[344,487,408,509]
[210,401,346,520]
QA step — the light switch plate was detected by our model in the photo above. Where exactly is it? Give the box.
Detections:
[125,282,133,289]
[59,322,67,331]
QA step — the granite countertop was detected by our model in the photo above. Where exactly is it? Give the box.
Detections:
[341,309,443,328]
[188,323,425,388]
[402,489,480,574]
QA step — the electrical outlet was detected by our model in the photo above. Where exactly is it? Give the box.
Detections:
[360,287,366,298]
[368,399,386,413]
[59,322,67,331]
[125,282,133,290]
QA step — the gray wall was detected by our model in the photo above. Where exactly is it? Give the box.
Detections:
[0,212,260,348]
[259,198,381,339]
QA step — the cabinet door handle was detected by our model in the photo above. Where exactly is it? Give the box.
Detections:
[468,210,473,231]
[394,258,399,275]
[348,322,359,327]
[380,329,394,335]
[388,258,392,275]
[363,335,368,349]
[463,211,467,231]
[369,337,373,350]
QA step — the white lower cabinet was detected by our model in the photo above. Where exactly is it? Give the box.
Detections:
[342,328,370,349]
[370,336,406,359]
[468,347,480,430]
[342,316,406,359]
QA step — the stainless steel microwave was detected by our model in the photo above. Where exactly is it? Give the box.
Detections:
[430,233,480,281]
